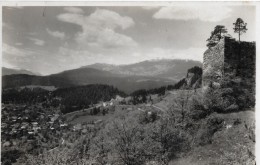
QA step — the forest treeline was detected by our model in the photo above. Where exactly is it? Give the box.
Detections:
[2,84,125,114]
[54,84,126,113]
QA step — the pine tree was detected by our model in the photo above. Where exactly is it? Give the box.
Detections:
[214,25,227,39]
[233,18,247,43]
[206,25,227,48]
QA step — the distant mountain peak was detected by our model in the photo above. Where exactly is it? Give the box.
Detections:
[83,59,202,81]
[2,67,41,76]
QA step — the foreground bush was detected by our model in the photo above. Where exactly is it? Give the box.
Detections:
[203,87,237,113]
[188,92,209,121]
[194,116,224,146]
[147,118,190,164]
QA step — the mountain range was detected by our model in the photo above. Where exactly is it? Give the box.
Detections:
[2,59,202,93]
[84,59,202,81]
[2,67,41,76]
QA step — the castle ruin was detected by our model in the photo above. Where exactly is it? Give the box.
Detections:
[203,36,256,88]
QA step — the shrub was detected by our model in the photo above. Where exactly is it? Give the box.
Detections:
[106,118,148,165]
[221,76,255,110]
[189,94,209,121]
[146,118,191,164]
[195,116,224,146]
[25,147,83,165]
[204,87,237,113]
[89,129,111,165]
[235,88,255,109]
[189,109,208,121]
[138,110,158,124]
[1,150,23,165]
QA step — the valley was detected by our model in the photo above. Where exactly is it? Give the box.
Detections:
[1,85,255,165]
[1,57,255,165]
[1,63,204,164]
[2,5,256,165]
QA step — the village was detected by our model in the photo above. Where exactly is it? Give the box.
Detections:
[1,92,165,153]
[0,94,128,150]
[1,103,67,150]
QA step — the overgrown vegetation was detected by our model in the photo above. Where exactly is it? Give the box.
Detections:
[24,106,192,165]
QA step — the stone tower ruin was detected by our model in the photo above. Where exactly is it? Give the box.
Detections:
[202,36,256,88]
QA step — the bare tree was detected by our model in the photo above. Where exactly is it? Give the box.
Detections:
[147,117,189,165]
[107,119,147,165]
[90,129,111,165]
[170,90,193,124]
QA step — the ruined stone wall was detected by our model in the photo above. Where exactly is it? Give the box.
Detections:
[224,37,256,80]
[202,38,225,87]
[202,37,256,109]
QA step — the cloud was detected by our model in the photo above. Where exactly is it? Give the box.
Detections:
[153,6,232,22]
[57,9,137,49]
[28,32,36,36]
[131,47,204,62]
[58,9,135,29]
[31,9,138,74]
[46,28,65,39]
[15,43,23,46]
[76,28,137,49]
[56,46,100,70]
[173,47,204,61]
[2,61,17,69]
[3,22,13,30]
[64,7,84,14]
[142,6,160,10]
[5,6,24,10]
[3,43,54,75]
[58,46,91,58]
[3,43,35,57]
[29,38,45,46]
[89,9,135,30]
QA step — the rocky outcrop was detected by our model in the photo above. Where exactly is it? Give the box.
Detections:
[180,66,202,89]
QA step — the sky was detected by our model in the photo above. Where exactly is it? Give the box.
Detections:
[2,5,256,75]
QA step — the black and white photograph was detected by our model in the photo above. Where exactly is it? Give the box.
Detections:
[1,2,258,165]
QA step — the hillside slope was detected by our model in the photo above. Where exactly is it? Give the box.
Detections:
[170,110,255,165]
[151,87,255,165]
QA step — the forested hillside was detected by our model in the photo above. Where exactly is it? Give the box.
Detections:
[53,85,126,113]
[2,84,126,114]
